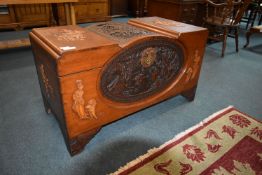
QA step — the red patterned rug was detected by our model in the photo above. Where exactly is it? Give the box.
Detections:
[111,106,262,175]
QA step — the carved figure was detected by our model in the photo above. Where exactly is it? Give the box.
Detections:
[72,80,86,119]
[185,50,200,83]
[140,47,157,68]
[72,80,98,120]
[192,50,200,78]
[185,68,193,83]
[85,99,97,119]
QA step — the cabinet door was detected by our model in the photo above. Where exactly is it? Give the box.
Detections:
[179,4,198,24]
[128,0,146,17]
[58,0,109,24]
[0,4,50,30]
[0,5,14,30]
[13,4,50,28]
[110,0,128,16]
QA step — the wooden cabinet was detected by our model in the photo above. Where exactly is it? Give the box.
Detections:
[109,0,128,16]
[0,1,109,30]
[57,0,110,25]
[128,0,147,17]
[0,4,51,30]
[147,0,205,26]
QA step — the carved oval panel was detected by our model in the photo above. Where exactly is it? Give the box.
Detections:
[100,37,185,103]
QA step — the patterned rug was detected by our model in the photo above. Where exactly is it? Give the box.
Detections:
[111,106,262,175]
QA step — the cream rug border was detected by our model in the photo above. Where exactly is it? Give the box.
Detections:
[110,105,234,175]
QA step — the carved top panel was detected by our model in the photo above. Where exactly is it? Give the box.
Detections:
[129,17,207,34]
[100,37,185,103]
[53,29,87,41]
[32,25,117,55]
[86,22,155,43]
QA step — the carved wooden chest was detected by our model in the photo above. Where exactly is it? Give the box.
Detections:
[30,17,208,156]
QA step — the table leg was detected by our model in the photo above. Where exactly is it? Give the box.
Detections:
[69,2,76,25]
[52,3,60,25]
[64,3,71,25]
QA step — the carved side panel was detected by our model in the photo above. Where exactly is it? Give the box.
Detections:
[185,50,201,83]
[39,64,54,99]
[72,80,97,120]
[100,37,185,103]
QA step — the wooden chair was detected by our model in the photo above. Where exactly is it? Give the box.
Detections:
[241,0,262,29]
[204,0,251,57]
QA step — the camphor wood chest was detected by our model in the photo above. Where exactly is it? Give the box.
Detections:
[30,17,208,156]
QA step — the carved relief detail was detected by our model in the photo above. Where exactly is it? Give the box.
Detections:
[72,80,97,120]
[192,50,201,78]
[87,22,154,42]
[185,67,193,83]
[140,47,157,68]
[53,29,86,41]
[185,50,201,83]
[100,37,184,103]
[39,64,54,99]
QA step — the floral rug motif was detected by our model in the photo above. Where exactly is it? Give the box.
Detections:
[111,106,262,175]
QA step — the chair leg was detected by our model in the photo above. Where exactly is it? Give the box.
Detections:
[235,27,239,52]
[259,13,262,25]
[221,27,228,57]
[244,30,251,48]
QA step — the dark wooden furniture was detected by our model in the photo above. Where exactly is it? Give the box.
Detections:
[0,0,109,30]
[0,0,78,50]
[109,0,128,17]
[128,0,147,17]
[0,4,52,30]
[57,0,109,25]
[30,17,208,156]
[0,0,78,31]
[241,0,262,29]
[147,0,205,26]
[244,25,262,47]
[203,0,251,57]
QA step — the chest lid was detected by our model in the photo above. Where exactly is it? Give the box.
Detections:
[85,21,159,47]
[32,25,118,55]
[128,17,207,37]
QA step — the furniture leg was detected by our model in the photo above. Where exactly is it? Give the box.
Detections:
[244,31,251,48]
[52,3,60,25]
[69,2,76,25]
[235,27,239,52]
[64,3,71,25]
[258,13,262,25]
[181,86,197,101]
[47,4,53,26]
[221,27,228,57]
[68,127,101,156]
[42,94,52,114]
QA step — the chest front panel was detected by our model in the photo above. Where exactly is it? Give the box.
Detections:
[100,37,185,103]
